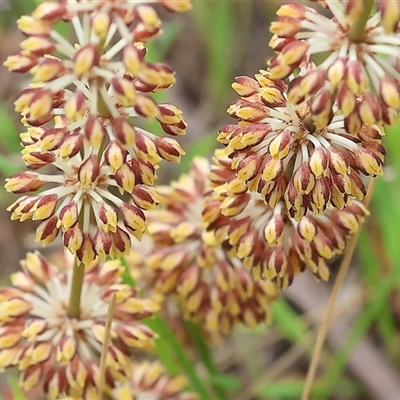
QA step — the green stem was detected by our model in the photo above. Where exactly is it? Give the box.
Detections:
[67,259,85,319]
[145,316,212,400]
[348,0,374,43]
[95,38,112,119]
[121,256,136,287]
[185,321,228,400]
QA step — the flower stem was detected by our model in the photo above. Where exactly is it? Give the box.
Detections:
[67,258,85,319]
[185,321,229,400]
[300,178,376,400]
[348,0,374,43]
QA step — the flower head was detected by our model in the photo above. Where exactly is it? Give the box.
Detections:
[4,0,189,140]
[4,0,189,262]
[145,158,280,335]
[269,1,400,130]
[219,69,384,219]
[204,150,369,285]
[5,115,165,265]
[113,361,199,400]
[0,251,158,398]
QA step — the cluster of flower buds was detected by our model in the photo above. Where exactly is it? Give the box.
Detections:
[269,0,400,131]
[1,1,197,398]
[0,252,158,398]
[0,0,390,398]
[204,150,369,285]
[4,0,190,264]
[219,69,384,220]
[113,361,199,400]
[143,158,280,335]
[211,0,385,285]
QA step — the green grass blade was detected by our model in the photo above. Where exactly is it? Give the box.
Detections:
[145,316,212,399]
[271,299,309,343]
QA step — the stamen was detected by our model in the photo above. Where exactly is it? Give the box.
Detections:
[325,133,359,150]
[96,188,124,208]
[72,15,85,47]
[103,37,130,61]
[51,30,76,58]
[305,10,337,31]
[82,201,91,233]
[46,73,75,93]
[104,22,118,48]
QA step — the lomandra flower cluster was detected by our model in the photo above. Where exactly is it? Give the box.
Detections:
[1,0,399,399]
[2,0,195,398]
[144,157,280,337]
[269,0,400,131]
[5,0,189,264]
[0,252,158,398]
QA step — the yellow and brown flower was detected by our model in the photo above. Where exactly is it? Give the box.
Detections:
[113,360,199,400]
[269,1,400,130]
[4,0,190,262]
[204,150,369,285]
[219,69,384,220]
[4,0,189,148]
[0,251,158,398]
[5,116,163,265]
[145,158,280,335]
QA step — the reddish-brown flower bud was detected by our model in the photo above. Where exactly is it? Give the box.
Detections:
[270,41,309,79]
[84,115,106,148]
[17,16,51,36]
[31,194,58,221]
[293,163,315,194]
[270,16,302,38]
[98,202,118,233]
[104,141,128,172]
[122,44,145,75]
[3,53,38,73]
[35,215,59,246]
[113,118,136,147]
[310,89,333,128]
[111,227,131,257]
[134,94,160,118]
[5,172,45,194]
[24,37,56,58]
[112,77,136,107]
[358,93,381,127]
[93,228,112,259]
[154,137,185,163]
[377,0,400,33]
[63,224,84,254]
[64,91,86,122]
[380,77,400,110]
[337,84,357,117]
[32,2,67,22]
[29,89,53,121]
[76,234,96,266]
[91,11,111,38]
[121,203,146,238]
[59,132,83,159]
[228,100,268,122]
[232,76,260,97]
[78,155,100,188]
[73,44,100,76]
[327,57,347,87]
[32,58,64,82]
